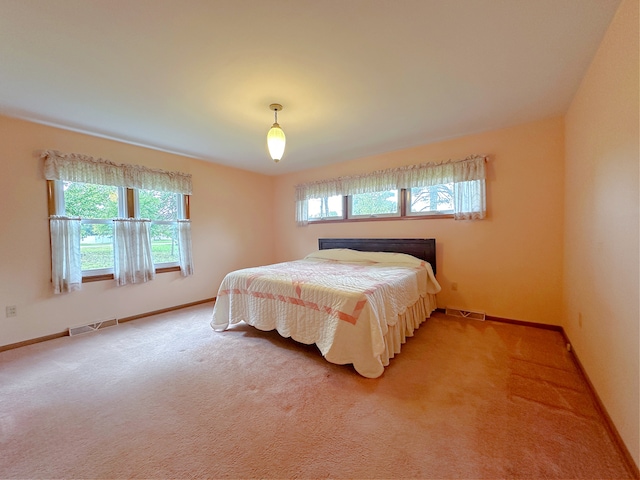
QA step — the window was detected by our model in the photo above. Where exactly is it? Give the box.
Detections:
[295,155,486,225]
[60,182,122,274]
[52,181,187,276]
[308,195,343,221]
[349,190,400,218]
[137,189,182,267]
[306,187,451,222]
[407,184,454,216]
[43,149,193,293]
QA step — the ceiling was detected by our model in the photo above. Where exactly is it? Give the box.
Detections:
[0,0,620,175]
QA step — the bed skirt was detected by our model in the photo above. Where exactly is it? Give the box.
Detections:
[379,293,437,367]
[213,289,438,378]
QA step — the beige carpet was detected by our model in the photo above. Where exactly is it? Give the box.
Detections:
[0,302,634,479]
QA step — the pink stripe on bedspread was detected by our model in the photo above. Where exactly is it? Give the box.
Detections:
[219,288,362,324]
[217,260,422,326]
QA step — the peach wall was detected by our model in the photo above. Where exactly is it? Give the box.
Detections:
[564,0,639,466]
[273,117,565,325]
[0,115,275,347]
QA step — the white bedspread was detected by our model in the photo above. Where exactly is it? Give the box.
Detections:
[211,249,441,378]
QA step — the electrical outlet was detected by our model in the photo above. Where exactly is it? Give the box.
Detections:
[5,305,17,318]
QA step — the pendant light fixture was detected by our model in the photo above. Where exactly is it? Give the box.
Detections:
[267,103,286,163]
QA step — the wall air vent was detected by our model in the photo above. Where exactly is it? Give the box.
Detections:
[69,319,118,336]
[445,307,486,321]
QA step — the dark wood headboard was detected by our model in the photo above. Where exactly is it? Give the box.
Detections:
[318,238,436,275]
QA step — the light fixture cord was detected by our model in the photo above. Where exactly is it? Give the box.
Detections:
[274,109,278,124]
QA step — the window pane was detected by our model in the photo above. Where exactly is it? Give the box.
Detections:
[64,182,119,219]
[409,184,454,214]
[308,195,343,220]
[350,190,399,217]
[139,189,178,221]
[80,223,114,270]
[150,223,179,264]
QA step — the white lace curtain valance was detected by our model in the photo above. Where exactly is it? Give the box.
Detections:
[295,155,486,201]
[295,154,487,224]
[42,150,192,194]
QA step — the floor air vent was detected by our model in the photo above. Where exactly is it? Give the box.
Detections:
[69,319,118,336]
[445,307,486,321]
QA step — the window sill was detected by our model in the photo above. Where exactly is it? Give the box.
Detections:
[82,265,181,283]
[308,214,454,224]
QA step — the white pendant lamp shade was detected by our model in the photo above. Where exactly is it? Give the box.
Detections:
[267,104,285,163]
[267,124,286,162]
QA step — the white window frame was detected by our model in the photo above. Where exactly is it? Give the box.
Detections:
[347,189,401,219]
[307,195,344,222]
[405,184,455,217]
[53,181,127,276]
[133,189,185,269]
[52,180,188,277]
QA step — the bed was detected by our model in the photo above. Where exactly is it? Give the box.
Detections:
[210,238,441,378]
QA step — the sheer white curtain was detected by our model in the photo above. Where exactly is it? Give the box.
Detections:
[49,216,82,294]
[295,155,487,225]
[454,181,486,220]
[113,219,155,286]
[177,220,194,276]
[452,155,486,220]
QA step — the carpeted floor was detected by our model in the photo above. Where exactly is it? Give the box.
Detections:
[0,302,634,479]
